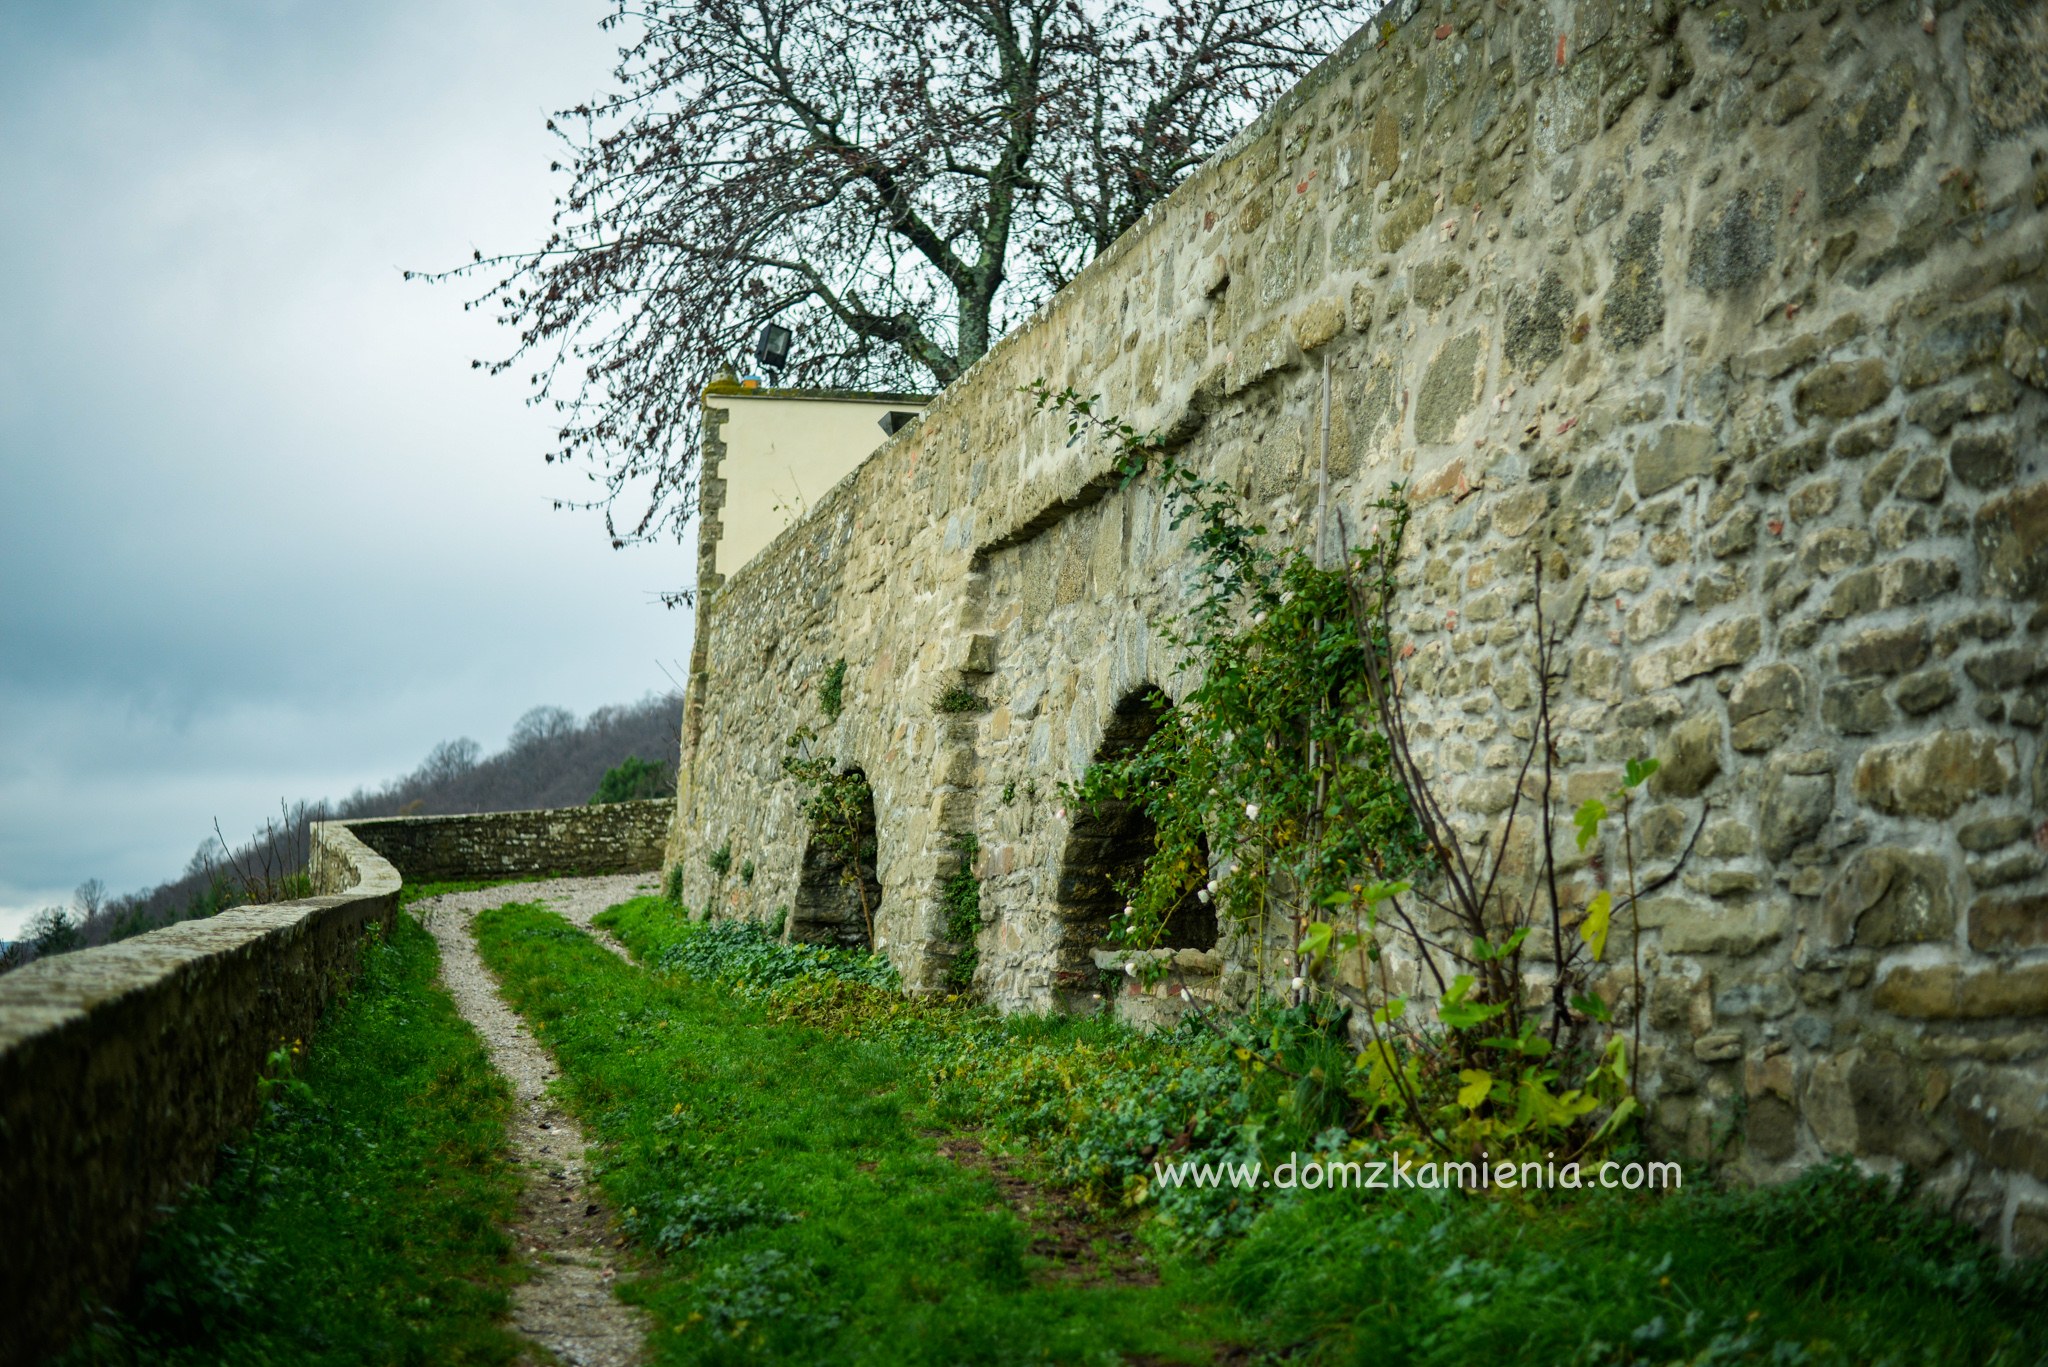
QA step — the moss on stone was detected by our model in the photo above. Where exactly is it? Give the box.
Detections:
[1603,206,1665,351]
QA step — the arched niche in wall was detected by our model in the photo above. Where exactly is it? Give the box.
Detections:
[788,765,881,950]
[1053,687,1217,1001]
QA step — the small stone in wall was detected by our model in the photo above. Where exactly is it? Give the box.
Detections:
[1905,372,2019,436]
[1963,0,2048,142]
[1728,663,1806,752]
[1955,1073,2048,1184]
[1835,620,1929,678]
[1848,1047,1952,1169]
[1970,890,2048,951]
[1893,666,1959,716]
[1832,416,1897,459]
[1947,429,2019,493]
[1896,455,1950,502]
[1414,330,1485,444]
[1290,296,1345,352]
[1820,679,1892,737]
[1958,813,2034,853]
[1632,615,1763,692]
[1652,711,1724,796]
[1794,359,1892,422]
[1636,423,1718,498]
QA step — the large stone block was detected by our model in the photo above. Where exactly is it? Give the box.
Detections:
[1956,1075,2048,1182]
[1974,481,2048,601]
[1414,330,1485,444]
[1759,755,1835,860]
[1651,711,1723,796]
[1631,616,1763,691]
[1970,891,2048,951]
[1851,729,2016,818]
[1874,964,2048,1019]
[1820,846,1953,948]
[1794,359,1892,422]
[1636,423,1719,497]
[1817,59,1926,216]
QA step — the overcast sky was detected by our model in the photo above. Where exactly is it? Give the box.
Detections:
[0,1,698,937]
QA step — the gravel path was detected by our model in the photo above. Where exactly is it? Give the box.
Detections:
[415,873,659,1367]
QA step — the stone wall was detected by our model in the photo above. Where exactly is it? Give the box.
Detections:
[328,799,674,885]
[0,825,400,1364]
[671,0,2048,1251]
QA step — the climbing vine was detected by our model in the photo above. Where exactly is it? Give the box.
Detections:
[781,726,879,945]
[941,832,981,993]
[1031,382,1686,1164]
[1032,380,1425,977]
[818,657,848,720]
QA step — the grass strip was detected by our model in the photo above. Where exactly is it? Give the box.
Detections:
[591,898,2048,1366]
[65,912,523,1367]
[473,900,1231,1365]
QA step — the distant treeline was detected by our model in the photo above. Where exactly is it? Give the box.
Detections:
[2,694,679,972]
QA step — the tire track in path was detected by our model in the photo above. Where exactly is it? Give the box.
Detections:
[416,874,656,1367]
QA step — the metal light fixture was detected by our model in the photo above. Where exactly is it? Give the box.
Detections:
[755,323,793,373]
[877,410,919,436]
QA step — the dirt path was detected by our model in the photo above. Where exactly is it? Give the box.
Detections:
[416,874,659,1367]
[934,1134,1159,1289]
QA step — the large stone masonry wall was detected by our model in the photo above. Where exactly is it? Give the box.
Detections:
[330,799,674,885]
[672,0,2048,1250]
[0,825,400,1364]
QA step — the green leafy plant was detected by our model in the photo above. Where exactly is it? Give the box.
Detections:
[1032,382,1692,1168]
[1032,380,1424,980]
[652,916,899,996]
[664,863,686,905]
[941,833,982,993]
[707,839,734,879]
[818,657,848,721]
[935,682,987,713]
[781,727,880,945]
[589,754,671,804]
[740,858,756,886]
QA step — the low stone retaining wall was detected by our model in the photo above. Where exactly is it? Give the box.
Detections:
[320,800,674,886]
[0,799,672,1362]
[0,824,401,1365]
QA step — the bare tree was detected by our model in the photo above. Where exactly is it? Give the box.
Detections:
[428,0,1371,549]
[72,879,106,921]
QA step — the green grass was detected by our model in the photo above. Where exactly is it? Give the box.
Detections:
[107,892,2032,1365]
[1212,1166,2048,1365]
[65,913,523,1367]
[569,898,2048,1366]
[474,900,1231,1365]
